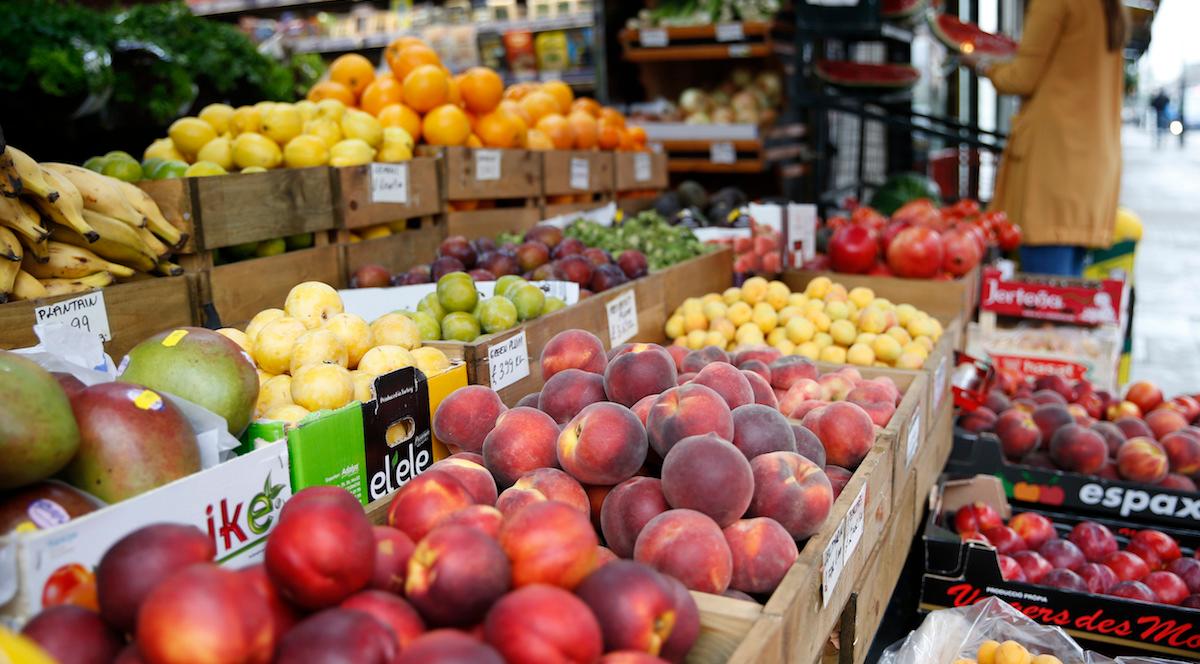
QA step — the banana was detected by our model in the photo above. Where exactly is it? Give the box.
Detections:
[32,169,98,242]
[7,147,57,201]
[0,228,22,302]
[137,226,171,259]
[0,225,20,262]
[0,149,21,198]
[0,196,49,243]
[50,219,156,273]
[112,179,185,248]
[12,270,47,301]
[43,163,144,229]
[40,271,113,297]
[154,259,184,277]
[18,232,49,263]
[24,241,136,280]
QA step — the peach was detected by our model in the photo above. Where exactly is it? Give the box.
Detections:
[959,407,998,433]
[691,362,754,411]
[20,605,123,664]
[1125,380,1164,414]
[541,330,606,380]
[496,486,548,518]
[1131,529,1182,566]
[1108,580,1156,602]
[501,501,598,589]
[1010,512,1057,550]
[1032,389,1068,405]
[818,373,856,402]
[749,451,833,540]
[1031,404,1074,447]
[137,565,271,664]
[676,372,695,385]
[267,487,375,609]
[575,560,690,657]
[1145,571,1190,605]
[1168,558,1200,593]
[723,518,799,594]
[1096,460,1120,479]
[953,502,1003,534]
[1126,539,1166,570]
[604,344,678,407]
[369,525,415,594]
[1068,522,1118,562]
[824,465,851,499]
[559,402,649,485]
[341,590,426,650]
[396,630,504,663]
[1012,550,1053,583]
[482,407,560,487]
[778,378,822,416]
[539,369,607,424]
[1104,551,1151,581]
[646,384,734,457]
[982,526,1028,555]
[666,344,689,372]
[600,477,670,558]
[96,523,215,633]
[386,469,475,543]
[681,346,729,373]
[239,564,298,657]
[733,346,782,366]
[997,555,1026,581]
[739,359,771,383]
[742,370,778,408]
[631,395,657,426]
[511,467,590,515]
[596,546,619,567]
[730,404,797,461]
[1041,568,1088,592]
[433,385,506,454]
[660,434,755,529]
[1115,416,1154,440]
[1162,430,1200,475]
[634,509,732,594]
[1146,409,1188,440]
[483,584,604,664]
[658,574,700,662]
[586,484,612,531]
[1090,421,1126,457]
[516,392,540,408]
[1039,539,1086,571]
[449,451,485,465]
[803,401,875,469]
[599,653,672,664]
[1079,562,1119,593]
[438,504,504,538]
[847,382,900,427]
[406,525,511,626]
[1116,437,1169,483]
[1048,424,1108,473]
[792,424,826,467]
[429,457,498,505]
[985,390,1012,414]
[275,608,399,663]
[1160,473,1198,491]
[768,356,818,391]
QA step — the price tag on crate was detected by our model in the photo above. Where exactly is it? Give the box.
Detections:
[906,412,922,466]
[369,163,410,204]
[821,519,846,607]
[569,157,590,190]
[843,485,867,558]
[488,330,530,391]
[709,142,736,164]
[715,22,744,42]
[35,291,111,344]
[634,153,652,182]
[639,28,669,47]
[606,289,639,346]
[475,149,502,181]
[728,44,752,58]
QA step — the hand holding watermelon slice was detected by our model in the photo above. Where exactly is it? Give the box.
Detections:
[929,13,1018,59]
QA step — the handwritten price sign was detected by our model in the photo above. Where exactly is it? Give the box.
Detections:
[35,292,111,344]
[475,150,502,181]
[487,331,530,391]
[606,289,638,346]
[369,163,409,204]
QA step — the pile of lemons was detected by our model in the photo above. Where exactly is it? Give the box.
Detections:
[664,275,944,369]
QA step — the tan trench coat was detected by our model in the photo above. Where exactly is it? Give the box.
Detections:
[987,0,1123,248]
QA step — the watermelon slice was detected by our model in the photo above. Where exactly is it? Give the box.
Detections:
[929,14,1018,58]
[882,0,927,19]
[815,61,920,90]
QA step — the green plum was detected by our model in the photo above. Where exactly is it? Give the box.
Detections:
[478,297,518,334]
[509,284,545,321]
[82,156,109,172]
[418,292,447,321]
[543,296,566,314]
[101,158,143,182]
[437,271,478,313]
[494,275,527,299]
[401,310,441,340]
[441,312,482,342]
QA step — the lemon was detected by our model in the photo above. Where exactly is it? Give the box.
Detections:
[196,135,234,170]
[198,103,236,135]
[168,117,218,157]
[304,118,342,149]
[316,99,346,122]
[254,101,277,115]
[295,100,319,122]
[233,132,283,170]
[341,109,384,148]
[377,127,414,162]
[231,106,262,135]
[241,166,268,174]
[143,137,185,162]
[261,104,303,144]
[284,135,330,168]
[184,161,228,177]
[329,139,376,167]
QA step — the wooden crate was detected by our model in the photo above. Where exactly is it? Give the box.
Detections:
[445,205,542,239]
[0,276,197,359]
[614,151,669,191]
[661,249,736,315]
[542,151,614,196]
[332,158,441,230]
[341,218,446,278]
[434,147,541,201]
[909,393,955,534]
[136,179,199,254]
[208,242,344,328]
[542,195,612,221]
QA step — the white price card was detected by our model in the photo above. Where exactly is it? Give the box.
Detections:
[934,355,949,408]
[369,163,409,204]
[787,203,818,266]
[531,280,581,304]
[475,149,502,181]
[634,153,652,182]
[843,485,867,559]
[639,28,669,47]
[488,331,530,391]
[569,157,590,190]
[35,291,111,344]
[709,142,736,164]
[606,289,639,346]
[906,412,922,466]
[727,44,752,58]
[821,520,846,607]
[715,22,744,42]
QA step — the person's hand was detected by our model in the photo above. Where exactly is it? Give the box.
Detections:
[960,52,982,70]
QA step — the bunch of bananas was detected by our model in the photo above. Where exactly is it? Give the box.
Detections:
[0,144,187,303]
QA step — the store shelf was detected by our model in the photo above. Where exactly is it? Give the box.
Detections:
[190,0,352,17]
[618,21,775,62]
[285,12,594,54]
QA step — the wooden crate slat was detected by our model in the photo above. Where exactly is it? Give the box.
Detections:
[436,147,542,200]
[341,218,446,276]
[446,207,541,238]
[207,244,344,328]
[193,167,336,249]
[615,151,669,191]
[334,158,442,230]
[542,151,615,196]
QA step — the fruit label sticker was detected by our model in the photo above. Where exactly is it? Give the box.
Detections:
[488,330,530,391]
[132,389,164,411]
[716,22,744,42]
[639,29,669,47]
[606,289,639,346]
[475,149,502,181]
[27,499,70,530]
[35,291,111,344]
[821,519,846,606]
[634,153,652,182]
[709,142,736,164]
[843,484,867,561]
[569,158,590,190]
[161,329,189,347]
[369,163,410,205]
[906,412,922,466]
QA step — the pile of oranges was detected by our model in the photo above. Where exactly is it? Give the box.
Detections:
[309,38,648,151]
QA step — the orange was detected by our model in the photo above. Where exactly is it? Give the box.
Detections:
[570,97,602,117]
[359,75,403,116]
[536,114,574,149]
[626,125,647,146]
[459,67,504,115]
[599,107,626,129]
[499,99,531,127]
[422,104,471,146]
[466,134,483,148]
[525,128,554,151]
[597,122,621,150]
[329,54,376,98]
[567,111,598,149]
[503,82,538,101]
[389,44,441,82]
[540,80,574,114]
[307,80,356,106]
[446,72,463,107]
[519,91,560,125]
[402,64,450,113]
[377,103,422,142]
[449,199,479,211]
[476,111,522,148]
[618,128,639,151]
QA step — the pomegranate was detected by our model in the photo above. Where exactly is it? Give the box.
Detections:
[828,225,879,274]
[892,199,944,231]
[879,220,910,255]
[941,228,983,277]
[886,226,944,278]
[849,207,887,233]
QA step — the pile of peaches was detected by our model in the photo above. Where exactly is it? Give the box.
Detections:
[953,502,1200,608]
[960,376,1200,490]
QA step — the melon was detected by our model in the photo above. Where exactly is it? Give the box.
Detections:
[0,352,80,490]
[814,61,920,90]
[929,14,1018,58]
[882,0,927,20]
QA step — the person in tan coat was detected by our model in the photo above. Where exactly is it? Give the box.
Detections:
[963,0,1126,276]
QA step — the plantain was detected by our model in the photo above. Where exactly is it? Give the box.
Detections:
[137,225,171,259]
[40,271,113,297]
[0,227,22,301]
[12,269,47,301]
[0,196,49,243]
[0,148,21,197]
[0,225,21,262]
[7,147,57,201]
[50,218,156,273]
[112,179,185,248]
[32,169,98,242]
[24,241,136,280]
[43,163,144,229]
[154,259,184,277]
[18,231,49,263]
